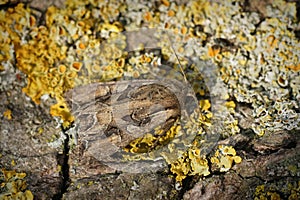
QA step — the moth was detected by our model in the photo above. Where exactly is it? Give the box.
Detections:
[66,78,196,155]
[65,46,198,174]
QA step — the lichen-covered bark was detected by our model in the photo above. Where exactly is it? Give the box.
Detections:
[184,129,300,200]
[1,0,299,199]
[0,72,64,198]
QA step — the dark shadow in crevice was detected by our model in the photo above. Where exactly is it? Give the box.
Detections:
[52,132,70,200]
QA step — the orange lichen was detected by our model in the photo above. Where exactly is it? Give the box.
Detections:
[58,65,67,74]
[161,0,170,7]
[143,11,153,21]
[78,42,86,50]
[139,55,152,63]
[267,35,278,49]
[181,26,188,35]
[29,15,36,27]
[208,46,221,57]
[167,10,175,17]
[287,63,300,72]
[72,62,82,71]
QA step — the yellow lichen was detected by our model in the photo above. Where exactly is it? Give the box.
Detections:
[15,23,72,104]
[224,101,236,113]
[199,99,211,111]
[170,147,210,182]
[1,0,297,192]
[162,0,170,7]
[11,160,16,167]
[210,145,242,172]
[188,148,210,176]
[50,101,75,128]
[0,169,34,200]
[144,11,153,22]
[167,10,175,17]
[0,3,34,65]
[124,120,181,153]
[3,109,12,120]
[255,185,266,200]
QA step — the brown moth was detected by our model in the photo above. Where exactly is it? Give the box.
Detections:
[66,79,196,152]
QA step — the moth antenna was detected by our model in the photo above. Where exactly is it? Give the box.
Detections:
[167,32,188,83]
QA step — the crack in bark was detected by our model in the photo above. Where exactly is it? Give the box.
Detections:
[53,133,70,200]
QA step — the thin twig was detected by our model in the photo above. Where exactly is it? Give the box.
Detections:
[167,32,188,83]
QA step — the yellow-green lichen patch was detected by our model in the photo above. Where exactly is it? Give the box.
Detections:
[156,0,300,137]
[16,25,69,104]
[0,3,78,127]
[169,147,210,182]
[0,3,36,63]
[3,109,12,120]
[44,1,128,84]
[184,99,212,135]
[1,1,129,129]
[0,169,33,200]
[50,100,75,128]
[166,93,241,182]
[124,121,181,154]
[163,98,230,183]
[210,145,242,172]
